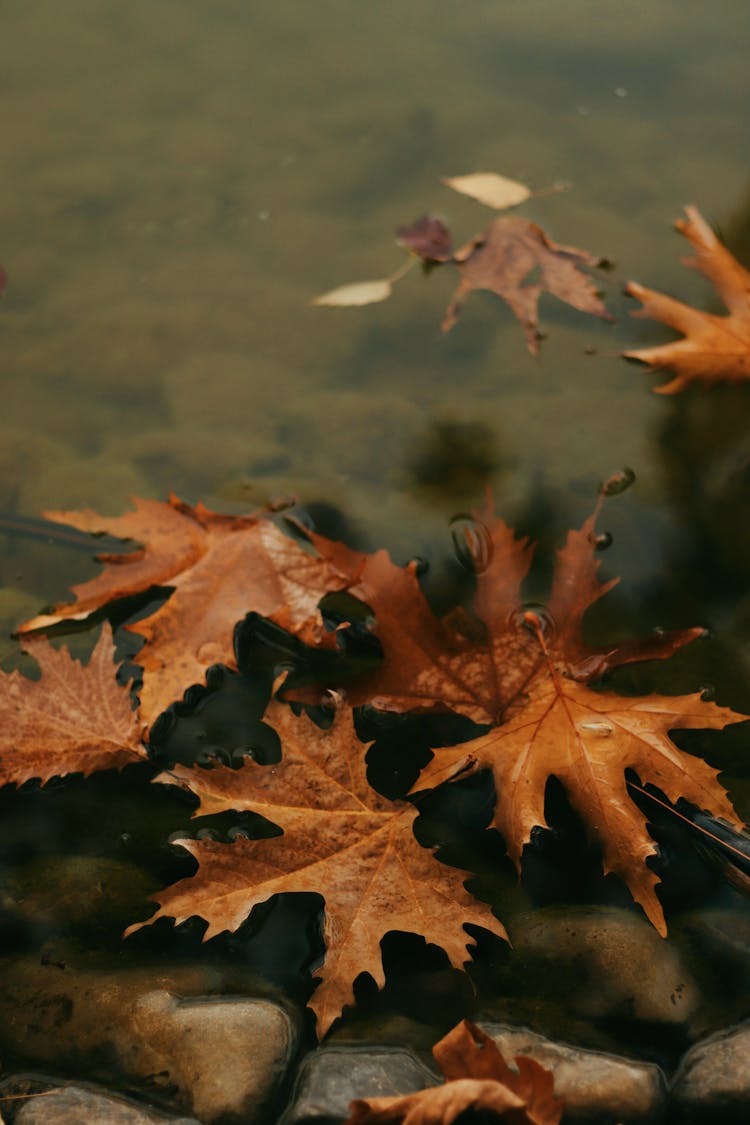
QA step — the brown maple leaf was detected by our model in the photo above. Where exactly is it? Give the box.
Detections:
[304,489,746,932]
[625,205,750,392]
[127,695,505,1036]
[17,496,352,726]
[344,1019,562,1125]
[0,625,144,788]
[441,216,612,353]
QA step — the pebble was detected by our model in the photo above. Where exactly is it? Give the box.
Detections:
[280,1046,438,1124]
[671,1021,750,1122]
[483,1022,666,1124]
[506,906,701,1029]
[0,959,299,1124]
[0,1076,199,1124]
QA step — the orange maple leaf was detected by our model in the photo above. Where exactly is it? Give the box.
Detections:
[625,205,750,392]
[441,216,612,354]
[127,695,505,1036]
[344,1019,562,1125]
[304,489,746,932]
[0,625,144,788]
[17,496,352,726]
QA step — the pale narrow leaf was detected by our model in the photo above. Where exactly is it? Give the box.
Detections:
[311,279,392,307]
[443,172,531,210]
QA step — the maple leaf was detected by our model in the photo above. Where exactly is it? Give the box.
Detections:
[625,205,750,392]
[127,695,505,1036]
[344,1019,562,1125]
[0,624,144,788]
[441,216,612,353]
[304,489,746,932]
[17,496,352,726]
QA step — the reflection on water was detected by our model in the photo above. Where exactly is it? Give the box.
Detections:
[0,0,749,1077]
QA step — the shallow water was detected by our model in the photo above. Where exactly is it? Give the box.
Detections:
[0,0,749,1091]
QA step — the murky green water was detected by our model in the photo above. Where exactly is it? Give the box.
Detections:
[0,0,749,1090]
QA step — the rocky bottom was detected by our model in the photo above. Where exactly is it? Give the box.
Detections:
[0,955,746,1125]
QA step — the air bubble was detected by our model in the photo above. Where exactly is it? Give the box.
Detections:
[593,531,613,551]
[601,467,636,496]
[701,684,715,702]
[579,720,614,737]
[450,515,493,574]
[409,555,430,577]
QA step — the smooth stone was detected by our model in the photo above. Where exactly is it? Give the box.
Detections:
[671,1021,750,1122]
[0,959,299,1124]
[0,1075,199,1124]
[2,855,157,938]
[507,906,701,1028]
[280,1046,439,1124]
[482,1022,667,1124]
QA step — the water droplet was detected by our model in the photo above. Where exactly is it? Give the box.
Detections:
[579,720,614,737]
[601,468,636,496]
[593,531,613,551]
[195,827,219,841]
[701,684,715,702]
[450,515,493,573]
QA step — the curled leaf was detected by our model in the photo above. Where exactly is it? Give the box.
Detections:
[344,1019,563,1124]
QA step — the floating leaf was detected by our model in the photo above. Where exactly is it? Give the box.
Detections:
[396,215,452,261]
[311,279,393,307]
[443,171,532,210]
[625,205,750,392]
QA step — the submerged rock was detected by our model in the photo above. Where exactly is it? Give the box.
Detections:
[280,1046,438,1124]
[0,959,299,1123]
[505,906,701,1032]
[0,1075,200,1124]
[1,855,157,941]
[483,1022,667,1124]
[671,1021,750,1123]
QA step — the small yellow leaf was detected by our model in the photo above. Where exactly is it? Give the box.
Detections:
[311,279,392,307]
[443,172,531,210]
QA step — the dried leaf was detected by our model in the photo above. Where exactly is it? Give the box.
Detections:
[345,1019,562,1124]
[443,172,532,210]
[0,625,144,788]
[129,698,505,1036]
[625,205,750,392]
[311,279,393,307]
[305,494,747,932]
[18,497,351,725]
[396,215,453,261]
[442,216,611,352]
